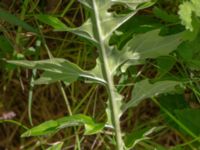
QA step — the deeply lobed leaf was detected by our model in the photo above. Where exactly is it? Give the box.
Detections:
[36,0,152,44]
[96,29,183,74]
[122,79,181,112]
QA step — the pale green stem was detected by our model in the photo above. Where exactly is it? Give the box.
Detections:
[0,120,28,130]
[39,28,81,150]
[91,1,123,150]
[28,69,36,126]
[152,97,197,139]
[61,0,75,17]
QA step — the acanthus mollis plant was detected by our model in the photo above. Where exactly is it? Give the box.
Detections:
[7,0,184,149]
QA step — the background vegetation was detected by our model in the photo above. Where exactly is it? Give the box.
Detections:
[1,0,200,149]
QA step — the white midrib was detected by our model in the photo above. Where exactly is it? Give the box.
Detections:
[91,1,124,150]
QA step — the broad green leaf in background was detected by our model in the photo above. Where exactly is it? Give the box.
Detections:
[124,126,164,149]
[153,7,179,23]
[47,142,64,150]
[156,56,176,79]
[0,9,37,33]
[174,108,200,136]
[21,114,104,137]
[121,30,182,62]
[178,0,200,31]
[0,35,13,57]
[176,33,200,70]
[92,29,183,75]
[118,30,183,72]
[122,79,181,112]
[159,94,189,114]
[7,58,105,84]
[109,15,162,49]
[158,94,191,137]
[182,16,200,41]
[0,35,14,66]
[0,36,15,70]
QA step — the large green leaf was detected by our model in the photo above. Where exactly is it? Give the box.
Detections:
[92,29,183,76]
[122,79,181,112]
[121,30,182,63]
[174,108,200,135]
[158,94,190,136]
[109,15,162,49]
[176,33,200,70]
[21,114,104,137]
[115,29,182,73]
[159,94,189,114]
[156,56,176,79]
[7,58,105,84]
[0,9,37,33]
[153,7,179,23]
[0,35,13,56]
[124,126,163,149]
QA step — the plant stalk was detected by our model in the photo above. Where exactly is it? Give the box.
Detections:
[91,1,123,150]
[16,0,30,45]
